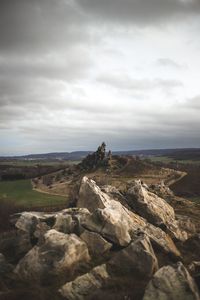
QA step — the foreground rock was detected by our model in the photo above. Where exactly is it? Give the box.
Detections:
[149,181,174,199]
[83,198,146,246]
[101,185,129,208]
[189,261,200,289]
[53,208,91,235]
[59,264,109,300]
[77,176,111,212]
[14,229,90,284]
[14,211,55,235]
[60,234,158,300]
[181,234,200,263]
[144,223,181,259]
[143,262,200,300]
[80,230,112,258]
[107,233,158,277]
[127,180,187,241]
[80,178,180,258]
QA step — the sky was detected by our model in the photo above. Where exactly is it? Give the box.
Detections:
[0,0,200,155]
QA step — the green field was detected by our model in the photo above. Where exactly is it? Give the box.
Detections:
[0,179,67,208]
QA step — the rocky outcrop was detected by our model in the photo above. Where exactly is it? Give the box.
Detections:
[81,178,180,258]
[143,262,200,300]
[77,176,111,212]
[82,199,146,246]
[176,214,196,237]
[107,233,158,277]
[1,175,199,300]
[189,261,200,289]
[59,264,110,300]
[101,185,129,208]
[127,180,175,226]
[126,180,187,241]
[149,181,174,199]
[14,211,55,234]
[53,208,90,235]
[80,230,112,258]
[60,234,158,300]
[15,212,42,234]
[144,223,181,258]
[80,142,110,170]
[14,229,90,284]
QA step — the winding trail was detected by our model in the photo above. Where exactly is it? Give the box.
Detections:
[31,179,67,197]
[164,170,187,187]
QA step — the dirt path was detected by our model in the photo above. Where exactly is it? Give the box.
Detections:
[165,170,187,187]
[31,180,66,197]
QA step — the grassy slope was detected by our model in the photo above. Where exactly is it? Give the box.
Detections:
[0,179,67,207]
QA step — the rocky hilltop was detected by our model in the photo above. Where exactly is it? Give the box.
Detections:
[0,176,200,300]
[32,143,185,200]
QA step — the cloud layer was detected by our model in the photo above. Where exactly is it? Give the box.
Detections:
[0,0,200,155]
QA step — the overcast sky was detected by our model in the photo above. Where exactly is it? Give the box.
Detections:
[1,0,200,155]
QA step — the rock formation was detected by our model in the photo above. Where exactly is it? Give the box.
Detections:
[0,176,199,299]
[126,179,188,241]
[143,262,200,300]
[80,142,111,170]
[14,229,90,284]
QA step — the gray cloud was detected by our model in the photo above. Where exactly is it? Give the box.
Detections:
[156,58,186,69]
[0,49,92,83]
[0,0,200,154]
[97,73,183,93]
[0,0,89,54]
[76,0,200,25]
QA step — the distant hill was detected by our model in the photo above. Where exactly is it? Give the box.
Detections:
[1,148,200,161]
[167,148,200,161]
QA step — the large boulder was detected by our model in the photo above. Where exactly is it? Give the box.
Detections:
[14,229,90,284]
[143,262,200,300]
[82,195,180,258]
[127,180,187,241]
[77,176,111,212]
[101,185,130,208]
[83,199,146,246]
[176,214,196,237]
[15,212,41,234]
[107,233,158,277]
[144,223,181,259]
[84,208,180,259]
[53,208,90,235]
[180,234,200,263]
[14,211,56,235]
[59,264,110,300]
[80,230,112,258]
[149,181,174,199]
[60,235,158,300]
[189,261,200,290]
[33,222,50,244]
